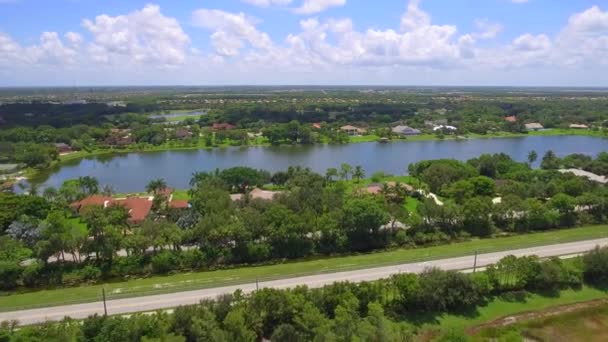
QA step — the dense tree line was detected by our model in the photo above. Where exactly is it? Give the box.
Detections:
[3,248,608,341]
[0,153,607,291]
[2,94,607,168]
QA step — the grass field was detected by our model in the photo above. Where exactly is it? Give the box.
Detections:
[0,225,607,312]
[467,295,608,342]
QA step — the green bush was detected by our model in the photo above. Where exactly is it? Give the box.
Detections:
[152,251,179,274]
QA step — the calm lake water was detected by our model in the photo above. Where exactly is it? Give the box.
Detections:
[29,136,608,192]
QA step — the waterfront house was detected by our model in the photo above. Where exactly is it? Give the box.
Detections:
[569,124,589,129]
[391,125,421,136]
[212,123,236,130]
[505,116,518,123]
[340,125,366,136]
[71,189,189,224]
[525,123,544,131]
[55,143,73,154]
[175,128,193,139]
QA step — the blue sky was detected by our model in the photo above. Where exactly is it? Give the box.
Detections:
[1,0,608,86]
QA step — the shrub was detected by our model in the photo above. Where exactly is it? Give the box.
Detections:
[0,261,22,290]
[21,260,44,287]
[583,246,608,287]
[80,265,102,282]
[152,251,179,274]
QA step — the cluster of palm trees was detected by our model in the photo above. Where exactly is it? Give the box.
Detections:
[325,164,366,183]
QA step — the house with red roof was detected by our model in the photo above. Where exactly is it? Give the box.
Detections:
[71,188,189,224]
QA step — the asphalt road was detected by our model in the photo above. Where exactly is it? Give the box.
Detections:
[2,238,607,325]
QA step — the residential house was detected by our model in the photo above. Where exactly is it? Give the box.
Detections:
[212,123,236,130]
[71,188,189,225]
[175,128,193,139]
[312,123,322,129]
[105,129,134,147]
[432,125,458,132]
[54,143,73,154]
[505,116,518,123]
[569,124,589,129]
[230,188,283,201]
[362,182,414,195]
[525,123,544,131]
[391,125,421,136]
[340,125,366,136]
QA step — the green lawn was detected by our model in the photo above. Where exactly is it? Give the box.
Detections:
[1,225,607,312]
[426,286,608,337]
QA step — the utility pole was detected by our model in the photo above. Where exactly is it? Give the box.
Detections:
[256,277,259,291]
[473,251,478,273]
[102,288,108,316]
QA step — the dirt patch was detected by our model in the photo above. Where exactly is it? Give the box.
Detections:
[467,298,608,335]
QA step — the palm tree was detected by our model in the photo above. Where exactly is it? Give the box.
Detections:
[42,186,58,201]
[325,168,338,183]
[527,150,538,166]
[339,163,353,181]
[146,178,167,195]
[352,165,365,183]
[78,176,99,195]
[101,185,114,197]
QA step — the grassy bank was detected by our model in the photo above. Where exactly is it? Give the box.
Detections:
[0,224,606,312]
[465,294,608,341]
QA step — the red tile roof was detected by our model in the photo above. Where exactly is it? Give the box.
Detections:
[70,195,113,209]
[170,200,189,209]
[72,195,153,224]
[505,116,517,122]
[114,197,153,224]
[212,123,236,130]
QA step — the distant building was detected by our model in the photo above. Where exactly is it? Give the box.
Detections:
[505,116,518,123]
[525,123,544,131]
[391,125,421,136]
[569,124,589,129]
[106,101,127,107]
[312,123,322,129]
[340,125,366,136]
[175,128,193,139]
[230,188,283,201]
[63,99,87,105]
[105,129,134,147]
[212,123,236,130]
[54,143,73,154]
[432,125,457,131]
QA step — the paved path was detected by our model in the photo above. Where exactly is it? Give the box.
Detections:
[2,238,607,325]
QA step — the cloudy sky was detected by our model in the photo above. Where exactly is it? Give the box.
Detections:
[1,0,607,86]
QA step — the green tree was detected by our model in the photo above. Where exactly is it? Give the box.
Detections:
[339,163,353,181]
[342,198,389,251]
[540,150,561,169]
[352,165,366,183]
[527,150,538,165]
[146,178,168,195]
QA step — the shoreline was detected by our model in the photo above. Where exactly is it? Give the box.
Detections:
[21,128,608,182]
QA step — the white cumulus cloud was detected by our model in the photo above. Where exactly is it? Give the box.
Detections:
[82,4,190,67]
[192,9,273,56]
[293,0,346,15]
[242,0,292,7]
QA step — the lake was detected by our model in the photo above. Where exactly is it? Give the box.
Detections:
[29,136,608,192]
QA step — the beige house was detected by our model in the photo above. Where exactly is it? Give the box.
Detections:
[340,125,366,136]
[569,124,589,129]
[525,123,544,131]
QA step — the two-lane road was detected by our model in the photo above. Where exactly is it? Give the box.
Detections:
[2,238,607,325]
